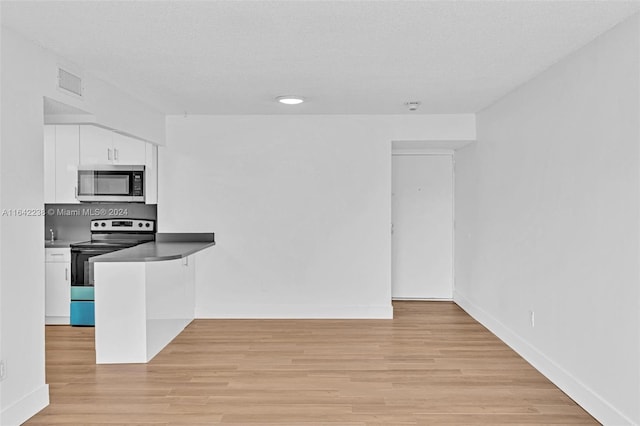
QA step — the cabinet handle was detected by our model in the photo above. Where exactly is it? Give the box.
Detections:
[114,148,119,161]
[50,253,64,256]
[65,267,68,281]
[108,148,112,161]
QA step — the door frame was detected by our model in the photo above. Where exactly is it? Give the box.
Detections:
[391,146,456,301]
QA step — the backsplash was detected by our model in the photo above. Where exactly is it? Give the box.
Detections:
[45,203,157,242]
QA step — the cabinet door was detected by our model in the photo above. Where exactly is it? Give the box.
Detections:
[112,133,146,165]
[55,125,80,203]
[44,125,56,204]
[80,125,113,165]
[45,262,71,323]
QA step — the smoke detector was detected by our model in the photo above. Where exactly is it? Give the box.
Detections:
[405,101,421,112]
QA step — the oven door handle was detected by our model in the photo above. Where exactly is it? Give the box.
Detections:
[72,249,115,254]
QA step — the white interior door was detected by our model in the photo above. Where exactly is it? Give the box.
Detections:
[392,154,453,299]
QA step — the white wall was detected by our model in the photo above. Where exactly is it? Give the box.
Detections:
[0,27,164,425]
[2,28,166,145]
[161,115,475,318]
[454,14,640,425]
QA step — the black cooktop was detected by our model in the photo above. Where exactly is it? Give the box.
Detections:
[70,240,145,249]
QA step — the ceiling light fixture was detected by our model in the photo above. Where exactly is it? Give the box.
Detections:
[277,95,305,105]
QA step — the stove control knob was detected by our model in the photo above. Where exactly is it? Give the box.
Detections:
[138,223,143,227]
[93,222,99,227]
[101,222,106,227]
[145,223,151,228]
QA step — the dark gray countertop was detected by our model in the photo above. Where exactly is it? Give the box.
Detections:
[90,233,215,263]
[45,240,76,248]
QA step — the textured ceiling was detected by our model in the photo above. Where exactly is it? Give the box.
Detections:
[3,1,640,115]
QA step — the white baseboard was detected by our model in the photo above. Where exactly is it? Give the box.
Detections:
[392,297,453,301]
[0,384,49,426]
[454,291,636,426]
[45,316,70,325]
[196,303,393,319]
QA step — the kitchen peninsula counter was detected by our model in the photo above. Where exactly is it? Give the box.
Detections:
[92,232,215,364]
[90,233,215,263]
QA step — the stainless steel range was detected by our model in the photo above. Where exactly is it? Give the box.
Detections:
[69,218,155,325]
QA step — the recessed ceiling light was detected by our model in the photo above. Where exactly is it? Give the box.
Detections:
[277,96,305,105]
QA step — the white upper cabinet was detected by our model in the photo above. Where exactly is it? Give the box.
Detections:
[44,125,80,204]
[55,126,81,203]
[79,125,111,165]
[112,132,147,165]
[44,125,56,204]
[80,125,146,166]
[45,124,157,205]
[145,143,158,205]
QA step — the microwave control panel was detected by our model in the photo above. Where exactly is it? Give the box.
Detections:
[132,172,144,196]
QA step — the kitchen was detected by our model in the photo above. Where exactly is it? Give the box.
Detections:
[43,120,215,362]
[2,2,640,425]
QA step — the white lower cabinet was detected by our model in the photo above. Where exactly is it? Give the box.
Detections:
[45,248,71,324]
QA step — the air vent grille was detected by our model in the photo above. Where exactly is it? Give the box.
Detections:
[58,68,83,97]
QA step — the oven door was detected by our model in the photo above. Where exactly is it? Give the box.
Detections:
[71,247,115,286]
[70,246,123,327]
[77,166,144,202]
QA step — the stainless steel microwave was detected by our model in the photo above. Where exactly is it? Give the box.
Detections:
[77,165,145,202]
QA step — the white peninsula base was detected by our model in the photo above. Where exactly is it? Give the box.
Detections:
[94,254,197,364]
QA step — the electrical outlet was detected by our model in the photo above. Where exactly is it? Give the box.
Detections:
[0,360,6,381]
[529,310,535,328]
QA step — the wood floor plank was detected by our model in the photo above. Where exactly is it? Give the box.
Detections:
[24,301,598,425]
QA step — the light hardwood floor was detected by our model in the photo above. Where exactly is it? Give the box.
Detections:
[26,302,597,425]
